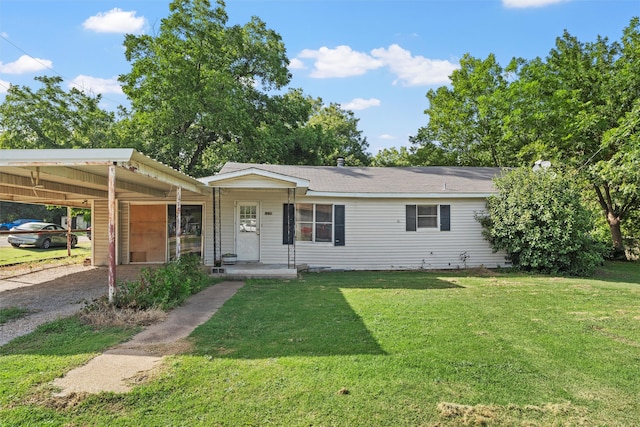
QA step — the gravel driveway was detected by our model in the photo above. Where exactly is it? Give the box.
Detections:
[0,264,144,346]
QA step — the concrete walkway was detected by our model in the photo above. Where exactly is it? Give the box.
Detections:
[52,281,244,396]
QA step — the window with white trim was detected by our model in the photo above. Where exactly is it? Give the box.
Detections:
[417,205,438,228]
[406,204,450,231]
[283,204,345,245]
[296,203,333,242]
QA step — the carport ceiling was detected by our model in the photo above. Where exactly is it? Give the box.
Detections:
[0,148,208,208]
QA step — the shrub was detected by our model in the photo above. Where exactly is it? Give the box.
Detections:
[478,167,605,276]
[113,254,211,310]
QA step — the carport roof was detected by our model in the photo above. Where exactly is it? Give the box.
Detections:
[0,148,209,207]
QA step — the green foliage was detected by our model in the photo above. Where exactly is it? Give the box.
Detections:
[235,93,371,167]
[479,167,604,275]
[119,0,292,176]
[0,307,30,325]
[0,76,115,149]
[112,254,211,310]
[412,18,640,256]
[371,142,459,167]
[0,201,70,225]
[413,53,517,167]
[302,102,371,166]
[118,1,371,174]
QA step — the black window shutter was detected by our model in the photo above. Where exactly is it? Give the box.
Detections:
[334,205,345,246]
[440,204,451,231]
[283,204,295,244]
[406,205,417,231]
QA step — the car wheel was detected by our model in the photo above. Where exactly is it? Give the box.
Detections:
[71,237,78,248]
[41,238,52,249]
[10,243,20,248]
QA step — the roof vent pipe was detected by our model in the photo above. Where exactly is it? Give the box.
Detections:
[337,157,345,167]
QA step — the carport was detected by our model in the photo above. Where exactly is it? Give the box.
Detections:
[0,148,210,302]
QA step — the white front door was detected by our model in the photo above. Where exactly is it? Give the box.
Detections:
[236,202,260,261]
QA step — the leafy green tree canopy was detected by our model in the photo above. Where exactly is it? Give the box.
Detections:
[479,167,604,276]
[119,0,292,176]
[119,0,371,174]
[0,76,115,149]
[413,17,640,258]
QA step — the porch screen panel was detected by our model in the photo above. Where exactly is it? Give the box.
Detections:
[129,205,166,263]
[168,204,203,259]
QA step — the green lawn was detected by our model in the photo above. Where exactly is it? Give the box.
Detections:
[1,262,638,426]
[0,241,91,266]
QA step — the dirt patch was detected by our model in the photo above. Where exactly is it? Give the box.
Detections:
[79,305,168,328]
[0,265,146,346]
[437,401,587,426]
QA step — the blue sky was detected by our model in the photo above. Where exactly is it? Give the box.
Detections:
[0,0,638,155]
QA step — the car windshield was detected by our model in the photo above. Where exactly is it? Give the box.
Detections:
[15,223,46,231]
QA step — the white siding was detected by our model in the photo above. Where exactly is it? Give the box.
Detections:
[202,193,214,266]
[119,202,129,264]
[218,190,509,270]
[92,199,109,266]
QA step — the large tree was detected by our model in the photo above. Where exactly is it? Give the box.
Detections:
[413,18,640,258]
[413,53,517,167]
[514,18,640,258]
[119,0,292,177]
[119,0,371,175]
[0,76,115,149]
[226,92,371,166]
[302,101,371,166]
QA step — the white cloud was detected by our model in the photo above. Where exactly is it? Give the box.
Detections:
[69,75,123,95]
[341,97,381,111]
[379,134,397,140]
[0,55,52,74]
[371,44,458,86]
[295,44,457,86]
[288,58,306,70]
[83,8,146,34]
[298,45,383,78]
[503,0,570,8]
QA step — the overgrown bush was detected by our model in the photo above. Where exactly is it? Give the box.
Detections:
[113,254,211,310]
[478,167,605,276]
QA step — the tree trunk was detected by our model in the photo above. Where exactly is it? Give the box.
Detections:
[594,184,627,260]
[607,212,627,260]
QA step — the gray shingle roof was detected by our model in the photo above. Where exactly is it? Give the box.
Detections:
[218,162,503,194]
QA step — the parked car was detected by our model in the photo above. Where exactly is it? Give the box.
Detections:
[0,218,42,231]
[8,222,77,249]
